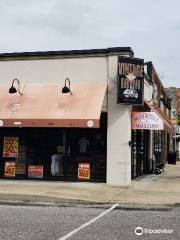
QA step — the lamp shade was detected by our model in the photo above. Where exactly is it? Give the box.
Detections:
[62,78,72,94]
[62,86,71,94]
[9,86,17,94]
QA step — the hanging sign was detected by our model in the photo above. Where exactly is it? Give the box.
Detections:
[117,57,144,105]
[28,165,43,178]
[4,161,16,177]
[3,137,18,158]
[78,163,90,180]
[132,112,164,130]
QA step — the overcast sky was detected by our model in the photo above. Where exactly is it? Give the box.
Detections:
[0,0,179,87]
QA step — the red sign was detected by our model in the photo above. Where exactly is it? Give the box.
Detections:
[4,161,16,177]
[3,137,18,158]
[78,163,90,180]
[28,165,43,178]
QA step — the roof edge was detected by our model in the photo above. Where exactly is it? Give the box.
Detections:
[0,47,134,59]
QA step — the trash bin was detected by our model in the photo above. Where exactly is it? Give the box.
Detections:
[168,151,176,164]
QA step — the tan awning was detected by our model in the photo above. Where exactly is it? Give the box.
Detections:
[145,100,172,133]
[0,83,107,128]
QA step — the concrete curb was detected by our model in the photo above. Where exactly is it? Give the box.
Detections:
[0,194,103,204]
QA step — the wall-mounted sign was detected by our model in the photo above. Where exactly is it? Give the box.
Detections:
[4,161,16,177]
[28,165,43,178]
[3,137,18,158]
[78,163,90,180]
[132,112,163,130]
[117,57,144,105]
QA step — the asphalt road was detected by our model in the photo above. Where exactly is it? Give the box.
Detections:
[0,202,179,240]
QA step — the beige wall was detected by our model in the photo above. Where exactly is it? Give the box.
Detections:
[0,57,107,84]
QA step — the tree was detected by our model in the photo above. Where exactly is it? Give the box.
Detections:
[176,114,180,125]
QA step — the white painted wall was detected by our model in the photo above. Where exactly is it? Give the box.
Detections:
[144,79,154,161]
[107,56,132,186]
[144,79,153,102]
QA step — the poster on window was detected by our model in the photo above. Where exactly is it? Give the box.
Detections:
[132,112,164,130]
[117,57,144,105]
[78,163,90,180]
[3,137,18,158]
[28,165,43,178]
[4,161,16,177]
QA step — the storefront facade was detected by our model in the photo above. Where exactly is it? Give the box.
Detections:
[131,62,172,179]
[0,48,172,185]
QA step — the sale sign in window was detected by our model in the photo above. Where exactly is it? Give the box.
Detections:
[28,165,43,178]
[78,163,90,180]
[4,161,16,177]
[3,137,18,158]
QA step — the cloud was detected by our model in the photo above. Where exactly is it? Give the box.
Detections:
[0,0,180,86]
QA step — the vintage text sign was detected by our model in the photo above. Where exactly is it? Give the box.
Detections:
[118,57,144,105]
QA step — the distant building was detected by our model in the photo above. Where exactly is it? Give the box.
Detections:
[165,87,180,156]
[165,87,180,117]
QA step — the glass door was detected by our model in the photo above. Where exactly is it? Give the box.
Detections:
[131,130,149,179]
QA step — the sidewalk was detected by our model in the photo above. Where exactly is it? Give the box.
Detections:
[0,162,180,205]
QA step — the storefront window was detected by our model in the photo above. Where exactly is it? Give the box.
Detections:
[0,113,107,182]
[153,130,169,164]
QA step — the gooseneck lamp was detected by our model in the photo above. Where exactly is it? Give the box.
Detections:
[147,89,171,109]
[62,78,72,95]
[9,78,23,95]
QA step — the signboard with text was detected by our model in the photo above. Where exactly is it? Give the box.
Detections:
[132,112,164,130]
[3,137,18,158]
[118,57,144,105]
[28,165,43,178]
[78,163,90,180]
[4,161,16,177]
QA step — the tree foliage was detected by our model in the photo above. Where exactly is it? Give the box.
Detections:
[176,114,180,125]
